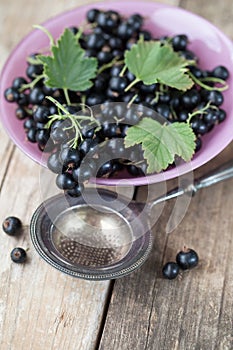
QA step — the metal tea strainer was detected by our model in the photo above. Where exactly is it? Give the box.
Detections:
[30,159,233,280]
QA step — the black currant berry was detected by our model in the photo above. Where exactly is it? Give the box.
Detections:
[59,147,81,168]
[29,87,45,105]
[12,76,28,90]
[171,34,188,51]
[2,216,22,236]
[162,262,180,280]
[117,22,135,40]
[96,160,113,177]
[176,247,199,270]
[33,105,50,123]
[26,128,37,143]
[26,64,43,80]
[86,33,106,50]
[217,108,226,123]
[10,247,27,263]
[15,107,28,120]
[109,76,128,93]
[127,13,143,31]
[56,173,76,190]
[66,183,84,197]
[201,90,224,106]
[211,65,229,80]
[181,89,201,110]
[72,162,95,183]
[4,87,19,103]
[86,8,100,23]
[47,152,64,174]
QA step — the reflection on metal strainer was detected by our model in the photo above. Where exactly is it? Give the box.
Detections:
[50,205,133,267]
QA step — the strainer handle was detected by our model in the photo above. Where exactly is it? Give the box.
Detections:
[149,159,233,210]
[193,159,233,192]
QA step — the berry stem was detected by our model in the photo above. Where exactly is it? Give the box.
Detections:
[63,88,71,105]
[188,71,228,91]
[20,74,45,92]
[97,57,124,75]
[45,96,100,148]
[127,93,138,108]
[119,64,127,77]
[124,78,140,92]
[187,100,214,124]
[33,24,55,47]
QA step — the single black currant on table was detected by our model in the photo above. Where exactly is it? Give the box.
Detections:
[10,247,27,263]
[176,247,199,270]
[162,262,180,280]
[2,216,22,236]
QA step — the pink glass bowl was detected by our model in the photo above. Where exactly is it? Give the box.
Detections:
[1,1,233,186]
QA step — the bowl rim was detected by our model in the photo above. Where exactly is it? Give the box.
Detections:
[1,0,233,186]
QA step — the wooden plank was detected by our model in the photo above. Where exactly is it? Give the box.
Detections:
[0,132,14,187]
[0,1,136,349]
[180,0,233,39]
[0,2,108,350]
[0,148,112,350]
[98,1,233,348]
[99,143,233,350]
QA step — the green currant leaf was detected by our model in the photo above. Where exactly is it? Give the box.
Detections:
[124,118,196,173]
[38,28,97,91]
[125,41,194,91]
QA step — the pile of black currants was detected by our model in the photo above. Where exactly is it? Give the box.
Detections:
[4,8,229,196]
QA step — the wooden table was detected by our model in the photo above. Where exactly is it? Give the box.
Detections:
[0,1,233,349]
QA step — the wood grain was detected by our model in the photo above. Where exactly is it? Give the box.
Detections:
[98,1,233,349]
[180,0,233,39]
[99,143,233,350]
